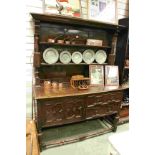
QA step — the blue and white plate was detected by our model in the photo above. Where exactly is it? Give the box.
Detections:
[95,50,107,64]
[72,51,83,64]
[83,49,95,64]
[43,48,59,64]
[60,51,71,64]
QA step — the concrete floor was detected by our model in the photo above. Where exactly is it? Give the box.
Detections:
[41,123,129,155]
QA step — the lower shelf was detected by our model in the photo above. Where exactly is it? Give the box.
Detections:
[40,118,113,149]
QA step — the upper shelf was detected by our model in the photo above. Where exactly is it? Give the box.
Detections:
[39,42,111,49]
[31,13,126,30]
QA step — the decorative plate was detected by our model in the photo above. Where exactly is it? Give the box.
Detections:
[83,49,95,64]
[95,50,107,64]
[72,51,83,64]
[60,51,72,64]
[43,48,59,64]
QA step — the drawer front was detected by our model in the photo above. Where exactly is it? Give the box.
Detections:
[86,102,120,119]
[87,92,123,107]
[86,91,123,119]
[87,94,104,107]
[42,99,65,127]
[86,105,107,119]
[108,92,123,102]
[40,97,85,127]
[63,97,84,123]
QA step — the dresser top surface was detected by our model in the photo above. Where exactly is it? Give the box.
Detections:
[33,85,126,99]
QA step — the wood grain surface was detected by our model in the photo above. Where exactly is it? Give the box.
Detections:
[26,120,40,155]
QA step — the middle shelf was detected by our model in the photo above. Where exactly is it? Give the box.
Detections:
[41,62,108,66]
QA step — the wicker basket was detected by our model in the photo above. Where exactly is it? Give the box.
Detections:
[70,75,90,90]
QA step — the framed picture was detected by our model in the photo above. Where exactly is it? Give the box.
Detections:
[89,65,104,86]
[43,0,81,17]
[105,65,119,86]
[88,0,118,24]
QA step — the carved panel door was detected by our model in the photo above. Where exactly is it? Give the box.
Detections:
[63,97,84,124]
[41,99,65,127]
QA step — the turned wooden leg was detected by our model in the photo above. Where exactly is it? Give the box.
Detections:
[112,114,119,132]
[38,131,42,152]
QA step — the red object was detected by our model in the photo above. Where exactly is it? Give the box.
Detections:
[73,12,80,17]
[58,0,68,2]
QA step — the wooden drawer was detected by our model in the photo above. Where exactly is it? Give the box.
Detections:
[86,92,123,107]
[39,97,85,127]
[86,104,107,119]
[86,102,120,119]
[108,92,123,102]
[42,99,64,127]
[87,94,104,108]
[63,97,84,123]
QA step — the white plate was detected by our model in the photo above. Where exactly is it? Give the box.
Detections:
[95,50,107,64]
[60,51,71,64]
[72,51,83,64]
[83,49,95,64]
[43,48,59,64]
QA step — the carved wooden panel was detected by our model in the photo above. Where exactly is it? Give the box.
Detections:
[36,91,123,128]
[42,99,64,127]
[87,94,104,107]
[63,97,84,123]
[109,92,123,101]
[39,96,85,127]
[86,105,107,119]
[86,92,123,119]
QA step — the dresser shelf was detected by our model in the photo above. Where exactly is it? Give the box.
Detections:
[39,42,111,49]
[41,62,108,66]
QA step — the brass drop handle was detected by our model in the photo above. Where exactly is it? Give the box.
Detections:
[67,115,75,119]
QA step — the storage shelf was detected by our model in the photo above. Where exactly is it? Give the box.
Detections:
[39,42,111,49]
[41,62,108,66]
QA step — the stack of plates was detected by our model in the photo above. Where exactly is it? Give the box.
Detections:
[43,48,59,64]
[95,50,107,64]
[83,49,95,64]
[60,51,72,64]
[72,51,83,64]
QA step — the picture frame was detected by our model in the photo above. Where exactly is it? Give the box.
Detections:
[43,0,82,18]
[105,65,119,86]
[89,65,104,86]
[87,0,118,24]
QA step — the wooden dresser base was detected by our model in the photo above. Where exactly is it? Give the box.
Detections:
[33,87,124,150]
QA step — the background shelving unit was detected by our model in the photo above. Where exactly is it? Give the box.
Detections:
[115,17,129,124]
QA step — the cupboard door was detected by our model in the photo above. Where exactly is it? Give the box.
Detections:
[41,99,65,127]
[63,97,84,123]
[40,96,85,127]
